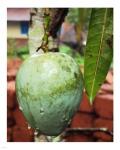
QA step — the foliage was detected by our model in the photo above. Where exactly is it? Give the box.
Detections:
[66,8,91,30]
[84,8,113,104]
[7,39,29,60]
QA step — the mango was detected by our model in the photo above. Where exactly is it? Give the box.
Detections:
[16,52,83,136]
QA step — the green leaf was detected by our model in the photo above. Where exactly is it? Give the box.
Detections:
[84,8,113,104]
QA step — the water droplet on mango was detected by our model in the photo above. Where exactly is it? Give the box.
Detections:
[19,106,23,111]
[40,108,44,114]
[28,124,31,130]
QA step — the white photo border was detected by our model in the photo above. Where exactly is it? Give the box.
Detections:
[0,0,120,149]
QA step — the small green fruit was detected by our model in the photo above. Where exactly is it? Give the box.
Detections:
[16,52,83,136]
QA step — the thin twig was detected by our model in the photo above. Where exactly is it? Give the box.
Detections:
[62,127,113,137]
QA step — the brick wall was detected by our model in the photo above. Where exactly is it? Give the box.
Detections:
[7,58,113,142]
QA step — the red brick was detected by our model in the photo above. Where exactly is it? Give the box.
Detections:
[12,126,34,142]
[101,84,113,94]
[96,139,105,142]
[7,58,22,71]
[93,118,113,141]
[7,69,17,81]
[7,127,12,142]
[7,109,16,127]
[71,112,94,128]
[66,134,93,142]
[93,132,113,141]
[106,70,113,84]
[93,118,113,131]
[80,92,94,113]
[94,94,113,119]
[13,108,28,127]
[7,81,16,109]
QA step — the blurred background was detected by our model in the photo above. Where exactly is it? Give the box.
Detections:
[7,8,113,142]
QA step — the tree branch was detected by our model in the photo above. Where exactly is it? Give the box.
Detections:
[49,8,69,38]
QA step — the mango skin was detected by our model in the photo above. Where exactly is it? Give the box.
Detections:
[16,52,83,136]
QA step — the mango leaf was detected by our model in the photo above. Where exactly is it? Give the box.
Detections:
[84,8,113,104]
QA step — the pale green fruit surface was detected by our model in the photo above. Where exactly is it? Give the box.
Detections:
[16,52,83,136]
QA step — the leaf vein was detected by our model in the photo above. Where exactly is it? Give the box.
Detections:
[90,8,108,100]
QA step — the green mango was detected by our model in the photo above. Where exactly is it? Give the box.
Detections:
[16,52,83,136]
